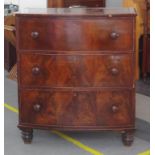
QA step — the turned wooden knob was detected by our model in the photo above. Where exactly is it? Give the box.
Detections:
[110,32,119,39]
[32,66,41,75]
[111,105,119,113]
[111,67,119,75]
[31,31,39,39]
[33,104,41,112]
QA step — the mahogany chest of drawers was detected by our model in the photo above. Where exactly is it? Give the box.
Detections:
[16,8,136,146]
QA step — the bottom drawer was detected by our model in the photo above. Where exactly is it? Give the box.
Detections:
[19,89,134,127]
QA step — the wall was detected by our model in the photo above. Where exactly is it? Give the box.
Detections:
[4,0,47,9]
[106,0,123,7]
[4,0,123,10]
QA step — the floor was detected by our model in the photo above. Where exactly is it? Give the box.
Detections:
[136,77,150,96]
[4,71,150,155]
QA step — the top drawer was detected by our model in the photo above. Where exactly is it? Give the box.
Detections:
[16,17,134,51]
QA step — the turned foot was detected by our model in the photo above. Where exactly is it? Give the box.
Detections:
[21,129,33,144]
[122,130,134,146]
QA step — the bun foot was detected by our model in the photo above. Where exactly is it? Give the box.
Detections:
[21,129,33,144]
[122,130,134,146]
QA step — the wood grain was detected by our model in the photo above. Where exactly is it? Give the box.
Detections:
[20,89,133,127]
[19,53,134,87]
[17,17,134,51]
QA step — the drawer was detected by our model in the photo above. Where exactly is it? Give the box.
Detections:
[19,53,134,87]
[20,89,133,127]
[17,17,134,51]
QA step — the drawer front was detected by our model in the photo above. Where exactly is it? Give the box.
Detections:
[17,17,133,51]
[20,53,133,87]
[20,89,133,127]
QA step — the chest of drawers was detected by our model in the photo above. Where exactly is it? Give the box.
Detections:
[16,8,136,146]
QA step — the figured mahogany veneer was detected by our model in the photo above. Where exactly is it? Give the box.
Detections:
[20,53,134,87]
[18,18,133,51]
[20,89,133,127]
[16,8,136,146]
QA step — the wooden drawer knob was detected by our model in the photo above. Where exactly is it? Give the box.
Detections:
[111,67,119,75]
[31,31,39,39]
[111,105,119,113]
[32,66,41,75]
[33,104,41,112]
[110,32,120,39]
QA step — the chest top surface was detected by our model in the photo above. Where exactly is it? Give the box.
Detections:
[16,7,136,17]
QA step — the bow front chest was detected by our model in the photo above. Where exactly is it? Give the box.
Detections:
[16,8,136,146]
